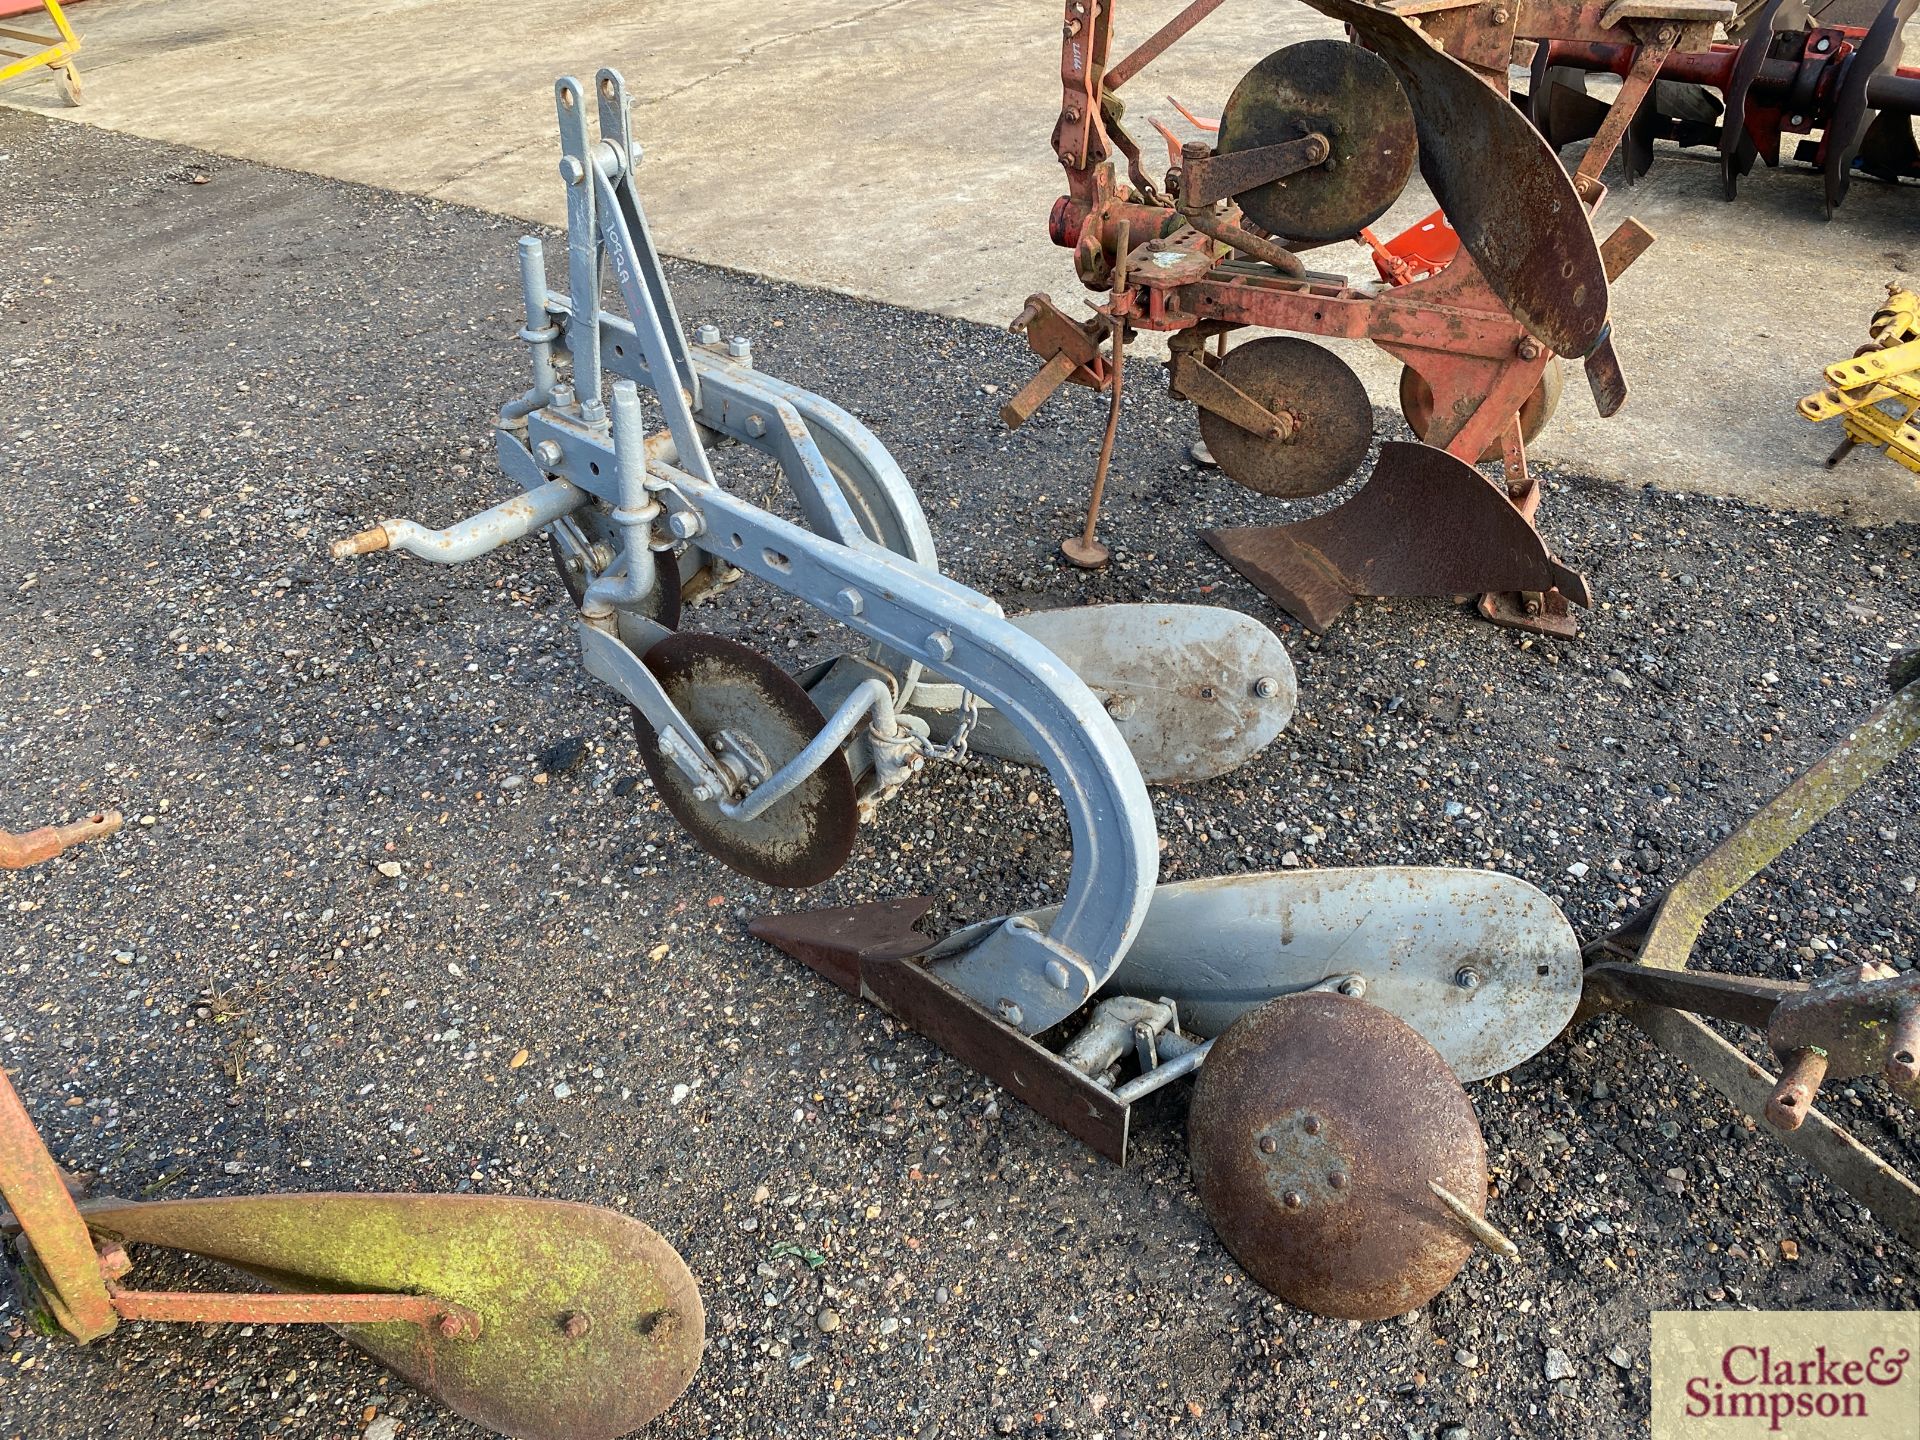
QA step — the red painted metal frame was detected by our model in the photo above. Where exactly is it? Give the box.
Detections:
[1021,0,1719,631]
[1538,25,1919,178]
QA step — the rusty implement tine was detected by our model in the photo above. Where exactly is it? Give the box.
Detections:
[1584,328,1629,418]
[1600,217,1656,282]
[0,810,122,870]
[0,1066,116,1342]
[1002,352,1080,430]
[1637,671,1920,971]
[1620,1004,1920,1250]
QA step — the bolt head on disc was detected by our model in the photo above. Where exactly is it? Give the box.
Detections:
[1216,39,1417,242]
[1188,991,1488,1320]
[633,633,858,888]
[1198,337,1374,498]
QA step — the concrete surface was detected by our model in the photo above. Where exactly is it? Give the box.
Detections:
[1,0,1918,523]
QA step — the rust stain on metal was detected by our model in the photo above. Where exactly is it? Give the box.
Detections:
[1188,992,1486,1319]
[0,810,122,870]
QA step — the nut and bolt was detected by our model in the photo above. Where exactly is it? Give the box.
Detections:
[693,323,722,346]
[1252,676,1280,699]
[438,1313,470,1339]
[96,1243,132,1280]
[835,586,864,616]
[1259,1135,1278,1155]
[534,439,566,468]
[1490,5,1510,21]
[1517,337,1543,361]
[727,336,753,362]
[1336,976,1366,997]
[1455,966,1483,990]
[560,1310,592,1339]
[926,629,955,663]
[666,510,704,541]
[558,156,586,186]
[744,413,767,438]
[1044,958,1073,991]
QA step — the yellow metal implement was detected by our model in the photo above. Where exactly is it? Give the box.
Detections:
[0,0,81,105]
[1799,283,1920,476]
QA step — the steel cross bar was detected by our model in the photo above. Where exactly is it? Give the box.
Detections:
[1636,665,1920,971]
[0,1064,115,1341]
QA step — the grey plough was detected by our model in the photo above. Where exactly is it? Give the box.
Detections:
[336,69,1920,1324]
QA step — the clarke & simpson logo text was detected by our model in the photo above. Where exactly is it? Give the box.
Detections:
[1653,1311,1920,1440]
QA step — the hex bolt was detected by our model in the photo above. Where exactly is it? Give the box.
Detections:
[997,999,1025,1027]
[1328,1170,1349,1191]
[727,336,753,362]
[926,630,955,663]
[1337,977,1365,997]
[666,510,704,541]
[558,156,586,186]
[1301,1114,1322,1136]
[534,439,565,469]
[836,587,864,616]
[1517,337,1543,362]
[560,1310,592,1339]
[438,1313,469,1339]
[744,414,768,438]
[550,382,577,409]
[1490,5,1510,19]
[1282,1190,1306,1210]
[1454,966,1483,990]
[1258,1135,1278,1155]
[694,323,722,346]
[1044,958,1073,990]
[1252,676,1280,699]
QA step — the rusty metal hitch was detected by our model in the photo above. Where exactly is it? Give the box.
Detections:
[1576,650,1920,1243]
[0,809,120,870]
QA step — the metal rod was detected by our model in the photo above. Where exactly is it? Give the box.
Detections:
[329,477,588,564]
[581,380,660,611]
[1111,1037,1212,1104]
[1062,219,1130,569]
[1637,675,1920,970]
[1427,1179,1519,1259]
[1105,0,1232,91]
[720,678,897,822]
[0,1065,116,1342]
[0,810,120,870]
[108,1286,481,1337]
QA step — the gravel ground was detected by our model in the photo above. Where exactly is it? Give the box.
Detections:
[1,112,1917,1440]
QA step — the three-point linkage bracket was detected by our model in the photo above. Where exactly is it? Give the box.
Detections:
[332,68,1164,1037]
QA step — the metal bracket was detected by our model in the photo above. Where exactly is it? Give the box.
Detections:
[1181,133,1330,207]
[1168,351,1289,439]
